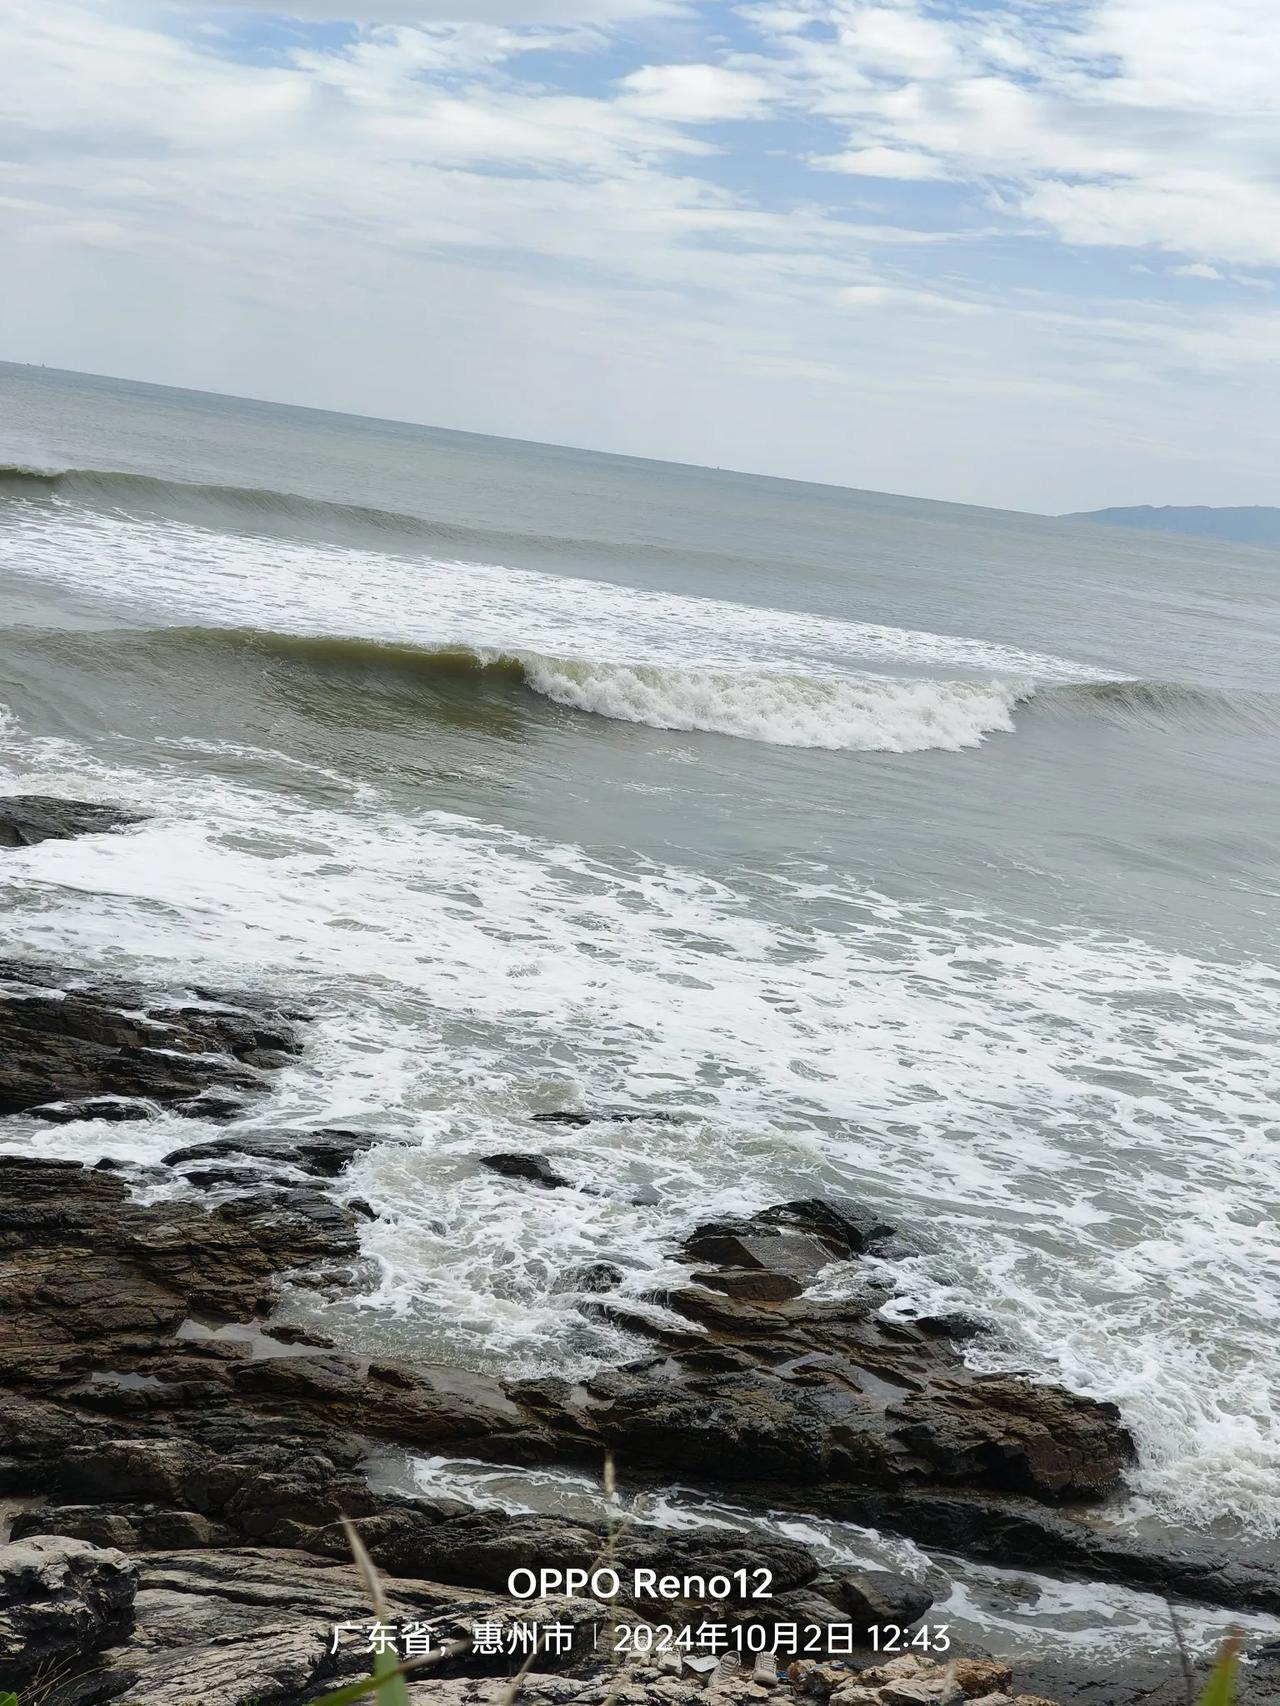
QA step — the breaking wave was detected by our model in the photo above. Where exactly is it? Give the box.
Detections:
[127,629,1280,747]
[86,627,1027,753]
[520,655,1027,750]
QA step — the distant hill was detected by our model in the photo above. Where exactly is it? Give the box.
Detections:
[1066,504,1280,548]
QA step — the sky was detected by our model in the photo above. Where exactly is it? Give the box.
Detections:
[0,0,1277,512]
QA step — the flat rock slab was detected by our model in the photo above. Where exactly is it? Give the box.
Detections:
[85,1546,604,1706]
[0,795,145,850]
[682,1201,894,1267]
[0,1155,366,1389]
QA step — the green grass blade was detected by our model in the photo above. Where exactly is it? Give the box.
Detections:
[0,1690,18,1706]
[336,1515,411,1706]
[372,1643,412,1706]
[1196,1631,1243,1706]
[304,1669,410,1706]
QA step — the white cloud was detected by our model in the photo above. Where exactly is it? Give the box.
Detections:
[618,63,775,122]
[1022,175,1280,270]
[1171,263,1224,281]
[754,0,1280,270]
[1,0,1278,509]
[166,0,685,20]
[1075,0,1280,111]
[842,282,983,314]
[831,3,957,79]
[814,144,947,179]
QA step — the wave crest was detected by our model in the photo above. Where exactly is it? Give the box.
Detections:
[1045,677,1280,735]
[15,623,1030,754]
[0,462,659,568]
[236,630,1029,752]
[205,630,1028,751]
[522,656,1028,751]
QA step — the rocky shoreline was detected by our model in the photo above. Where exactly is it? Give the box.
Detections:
[1,798,1276,1705]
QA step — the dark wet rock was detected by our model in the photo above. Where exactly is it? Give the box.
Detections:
[35,1424,384,1553]
[531,1109,682,1126]
[173,1092,254,1123]
[756,1198,898,1254]
[557,1261,625,1294]
[0,1131,1269,1694]
[888,1374,1131,1499]
[161,1128,378,1178]
[182,1165,300,1191]
[230,1354,529,1451]
[766,1585,852,1634]
[581,1369,834,1480]
[217,1188,361,1244]
[265,1323,338,1349]
[0,1533,137,1687]
[313,1508,819,1606]
[583,1201,1134,1507]
[480,1151,574,1189]
[694,1266,806,1302]
[10,1504,236,1552]
[913,1314,987,1342]
[28,1095,156,1124]
[1015,1646,1280,1706]
[825,1570,934,1634]
[819,1485,1280,1616]
[0,1151,1214,1635]
[0,795,145,850]
[0,1155,363,1397]
[572,1295,708,1350]
[0,960,303,1117]
[682,1199,894,1269]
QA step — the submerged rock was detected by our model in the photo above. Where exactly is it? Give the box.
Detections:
[479,1152,575,1189]
[0,794,144,850]
[555,1260,625,1294]
[531,1109,682,1126]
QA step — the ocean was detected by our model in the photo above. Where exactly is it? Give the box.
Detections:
[2,361,1278,1656]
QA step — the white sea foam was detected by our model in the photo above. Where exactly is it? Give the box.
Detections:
[0,500,1103,686]
[2,495,1278,1544]
[521,657,1030,751]
[1,706,1278,1538]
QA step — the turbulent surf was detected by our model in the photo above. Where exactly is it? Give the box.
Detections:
[3,365,1280,1638]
